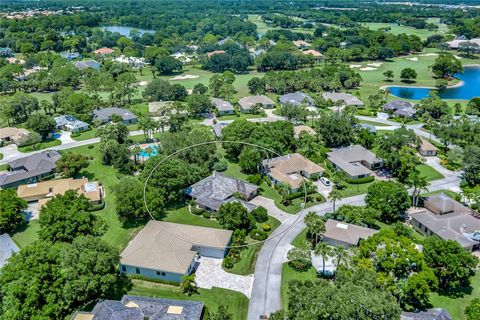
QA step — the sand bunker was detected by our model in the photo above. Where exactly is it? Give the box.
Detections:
[406,57,418,61]
[349,64,362,68]
[360,67,377,71]
[169,74,200,80]
[138,81,149,86]
[419,53,438,57]
[368,62,383,67]
[454,55,463,59]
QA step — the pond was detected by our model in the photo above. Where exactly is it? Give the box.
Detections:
[100,26,155,38]
[387,66,480,100]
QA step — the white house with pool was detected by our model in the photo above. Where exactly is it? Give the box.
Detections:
[120,221,232,282]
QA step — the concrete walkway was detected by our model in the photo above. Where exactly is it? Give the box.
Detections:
[249,196,290,222]
[195,257,254,298]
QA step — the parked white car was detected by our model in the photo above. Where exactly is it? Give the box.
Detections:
[320,177,331,186]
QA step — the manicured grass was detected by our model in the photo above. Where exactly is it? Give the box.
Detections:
[128,279,249,320]
[17,138,61,152]
[163,206,221,229]
[280,262,318,310]
[248,14,314,35]
[358,119,391,127]
[11,220,40,249]
[291,228,309,250]
[216,112,266,121]
[416,164,444,181]
[229,216,281,275]
[0,152,3,160]
[0,163,8,171]
[361,22,448,40]
[71,129,97,141]
[339,181,375,197]
[222,160,251,181]
[259,182,325,214]
[430,271,480,320]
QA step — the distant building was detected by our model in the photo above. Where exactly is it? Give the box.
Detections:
[279,92,316,108]
[322,219,378,248]
[359,123,377,134]
[0,127,30,145]
[401,308,452,320]
[0,233,19,269]
[74,60,101,71]
[293,40,311,49]
[0,151,61,189]
[113,55,147,68]
[211,98,235,115]
[120,221,232,282]
[302,49,323,57]
[54,115,89,133]
[206,50,225,58]
[238,95,275,112]
[322,92,364,107]
[418,138,438,156]
[60,52,81,61]
[185,171,258,212]
[17,178,102,207]
[212,122,229,138]
[92,107,138,124]
[446,38,480,50]
[327,144,383,179]
[71,295,203,320]
[410,194,480,251]
[93,47,114,55]
[294,125,316,138]
[383,100,417,118]
[262,153,324,191]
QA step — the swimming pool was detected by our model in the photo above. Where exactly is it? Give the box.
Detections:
[138,144,159,158]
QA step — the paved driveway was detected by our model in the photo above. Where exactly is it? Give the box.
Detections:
[195,257,254,298]
[249,196,290,222]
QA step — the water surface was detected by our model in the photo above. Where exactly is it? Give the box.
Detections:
[100,26,155,38]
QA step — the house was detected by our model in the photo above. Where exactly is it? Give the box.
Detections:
[322,219,378,248]
[206,50,225,58]
[262,153,324,191]
[74,60,101,71]
[383,100,417,118]
[322,92,364,107]
[148,101,174,115]
[294,125,316,138]
[60,52,81,60]
[293,40,311,49]
[410,194,480,251]
[250,48,265,60]
[71,295,203,320]
[185,171,258,212]
[418,138,438,156]
[92,107,138,124]
[302,49,323,57]
[394,107,417,118]
[113,55,147,68]
[93,47,114,55]
[446,38,480,50]
[17,178,102,207]
[0,233,19,268]
[212,122,229,138]
[401,308,452,320]
[279,92,316,108]
[120,221,232,282]
[0,127,30,145]
[359,123,376,134]
[211,98,235,115]
[0,151,61,189]
[54,115,89,133]
[238,95,275,112]
[327,144,383,179]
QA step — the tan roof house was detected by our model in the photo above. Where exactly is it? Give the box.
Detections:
[302,49,323,57]
[322,92,364,107]
[93,47,114,55]
[327,144,383,179]
[294,125,316,138]
[0,127,30,145]
[238,95,275,112]
[418,138,438,157]
[120,221,232,282]
[206,50,225,58]
[262,153,324,190]
[322,219,378,248]
[293,40,310,48]
[410,194,480,251]
[17,178,102,206]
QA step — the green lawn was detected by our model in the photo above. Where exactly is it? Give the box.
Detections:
[0,152,3,160]
[358,119,391,127]
[18,138,61,152]
[281,263,318,310]
[340,181,375,198]
[229,216,281,275]
[291,228,309,250]
[248,14,314,35]
[128,279,248,320]
[11,220,41,249]
[71,129,97,141]
[416,164,444,182]
[163,206,221,229]
[259,182,325,214]
[361,22,448,40]
[430,271,480,320]
[0,163,8,171]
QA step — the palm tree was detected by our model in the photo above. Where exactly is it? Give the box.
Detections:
[181,274,198,296]
[409,170,429,207]
[332,246,350,269]
[314,242,332,276]
[328,187,343,214]
[131,145,141,164]
[304,212,326,245]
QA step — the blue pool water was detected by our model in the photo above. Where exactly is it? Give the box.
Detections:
[138,145,159,158]
[100,26,155,38]
[388,66,480,100]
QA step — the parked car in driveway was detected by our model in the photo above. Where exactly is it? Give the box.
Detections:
[320,177,331,186]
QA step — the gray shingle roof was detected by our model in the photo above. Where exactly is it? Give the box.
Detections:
[279,92,315,107]
[322,92,364,106]
[238,95,274,110]
[401,308,452,320]
[92,108,137,123]
[212,122,229,138]
[0,233,19,268]
[211,98,234,112]
[383,100,414,111]
[74,60,101,71]
[327,145,382,177]
[85,295,203,320]
[323,219,378,246]
[185,172,258,211]
[54,115,89,130]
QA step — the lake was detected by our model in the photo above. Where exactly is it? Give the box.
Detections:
[388,66,480,100]
[100,26,155,37]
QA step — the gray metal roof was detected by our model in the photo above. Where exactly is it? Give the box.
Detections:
[0,233,19,268]
[401,308,452,320]
[238,95,274,110]
[74,60,101,71]
[279,92,315,107]
[327,145,382,177]
[92,108,137,122]
[86,295,203,320]
[211,98,234,112]
[322,92,364,106]
[212,122,229,138]
[186,172,258,211]
[394,107,417,118]
[55,115,89,130]
[383,100,414,111]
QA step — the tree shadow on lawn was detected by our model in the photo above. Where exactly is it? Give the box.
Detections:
[436,284,473,299]
[400,80,417,84]
[76,170,96,181]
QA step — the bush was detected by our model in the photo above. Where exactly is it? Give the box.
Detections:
[222,256,235,269]
[345,176,375,184]
[249,229,268,240]
[247,174,263,185]
[202,211,211,219]
[191,207,204,215]
[88,201,105,212]
[445,164,456,171]
[315,195,325,202]
[252,206,268,223]
[262,223,271,232]
[212,159,228,172]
